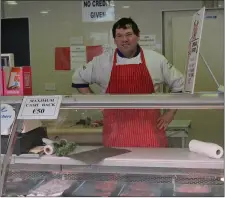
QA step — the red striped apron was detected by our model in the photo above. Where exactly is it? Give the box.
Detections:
[103,48,168,147]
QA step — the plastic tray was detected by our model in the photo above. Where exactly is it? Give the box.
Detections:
[118,182,162,197]
[5,178,44,196]
[63,180,121,197]
[174,184,213,197]
[27,179,74,197]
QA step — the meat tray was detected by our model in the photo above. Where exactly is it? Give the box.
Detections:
[174,184,214,197]
[118,182,163,197]
[5,178,45,196]
[62,180,122,197]
[27,178,74,197]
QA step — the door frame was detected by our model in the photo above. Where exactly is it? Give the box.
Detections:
[161,7,224,93]
[161,7,224,57]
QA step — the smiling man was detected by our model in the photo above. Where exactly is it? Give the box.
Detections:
[72,17,184,148]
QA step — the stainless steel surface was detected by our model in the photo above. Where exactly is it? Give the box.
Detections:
[1,93,223,109]
[3,147,223,170]
[9,164,61,172]
[62,93,224,109]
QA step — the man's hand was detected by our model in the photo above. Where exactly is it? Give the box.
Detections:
[157,110,177,130]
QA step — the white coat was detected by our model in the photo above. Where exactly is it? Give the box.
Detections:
[72,47,184,93]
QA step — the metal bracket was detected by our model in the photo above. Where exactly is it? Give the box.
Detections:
[199,53,224,93]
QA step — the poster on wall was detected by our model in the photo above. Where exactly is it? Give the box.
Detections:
[183,7,205,93]
[70,45,86,70]
[55,47,71,70]
[82,0,115,22]
[139,34,156,50]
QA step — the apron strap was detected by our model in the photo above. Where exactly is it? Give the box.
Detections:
[113,49,118,66]
[113,47,146,65]
[140,48,146,66]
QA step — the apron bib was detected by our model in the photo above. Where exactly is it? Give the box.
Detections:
[103,48,168,147]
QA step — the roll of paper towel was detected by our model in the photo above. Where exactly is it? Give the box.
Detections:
[44,144,55,155]
[189,140,224,159]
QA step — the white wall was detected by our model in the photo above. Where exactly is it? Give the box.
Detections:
[3,0,202,95]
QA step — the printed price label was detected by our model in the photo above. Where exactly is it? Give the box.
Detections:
[18,95,62,119]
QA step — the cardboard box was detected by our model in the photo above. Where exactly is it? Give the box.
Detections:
[2,66,32,96]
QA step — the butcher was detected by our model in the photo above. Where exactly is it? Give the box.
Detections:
[72,17,184,147]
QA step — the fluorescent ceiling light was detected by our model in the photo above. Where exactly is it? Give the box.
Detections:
[40,10,50,14]
[122,5,130,9]
[6,1,18,5]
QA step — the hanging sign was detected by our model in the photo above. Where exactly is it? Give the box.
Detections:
[82,0,115,22]
[183,7,205,93]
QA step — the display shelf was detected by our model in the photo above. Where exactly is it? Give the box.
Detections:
[9,147,224,169]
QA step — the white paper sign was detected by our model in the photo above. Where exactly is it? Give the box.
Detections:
[184,7,205,93]
[82,0,115,22]
[70,45,86,70]
[18,95,62,120]
[1,104,15,135]
[139,34,156,49]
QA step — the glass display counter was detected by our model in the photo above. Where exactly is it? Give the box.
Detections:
[0,93,224,197]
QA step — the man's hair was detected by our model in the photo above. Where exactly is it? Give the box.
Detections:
[112,17,140,38]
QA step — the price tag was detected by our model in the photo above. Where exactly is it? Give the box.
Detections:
[18,95,62,120]
[1,104,16,135]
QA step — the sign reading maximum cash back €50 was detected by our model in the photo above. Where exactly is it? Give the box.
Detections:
[18,95,62,120]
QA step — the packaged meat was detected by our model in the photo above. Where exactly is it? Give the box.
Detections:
[5,178,44,196]
[27,179,74,196]
[119,182,162,197]
[174,184,213,197]
[66,181,120,197]
[175,184,210,193]
[95,181,118,191]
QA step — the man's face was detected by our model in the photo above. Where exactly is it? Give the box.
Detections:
[114,26,139,55]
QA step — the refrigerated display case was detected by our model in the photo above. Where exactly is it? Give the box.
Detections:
[0,93,224,197]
